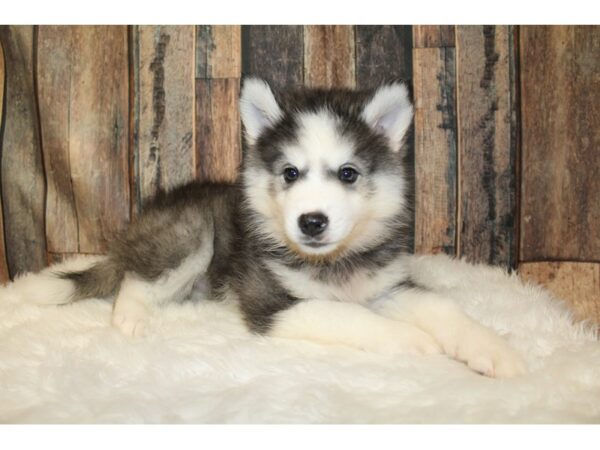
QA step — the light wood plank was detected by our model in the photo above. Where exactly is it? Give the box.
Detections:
[0,42,10,282]
[413,26,455,48]
[520,26,600,261]
[134,25,196,208]
[68,26,130,252]
[413,47,457,256]
[196,25,241,79]
[455,25,517,268]
[304,25,355,88]
[195,79,241,183]
[519,262,600,325]
[37,26,79,253]
[0,26,47,276]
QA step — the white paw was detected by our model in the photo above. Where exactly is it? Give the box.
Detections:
[383,323,443,356]
[112,302,149,338]
[451,327,527,378]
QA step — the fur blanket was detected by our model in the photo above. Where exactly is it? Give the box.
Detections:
[1,254,599,423]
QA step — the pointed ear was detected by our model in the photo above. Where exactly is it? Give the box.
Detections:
[361,82,413,152]
[240,78,283,145]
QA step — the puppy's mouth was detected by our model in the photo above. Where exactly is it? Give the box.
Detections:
[303,241,331,249]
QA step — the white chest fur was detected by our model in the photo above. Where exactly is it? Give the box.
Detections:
[265,257,410,305]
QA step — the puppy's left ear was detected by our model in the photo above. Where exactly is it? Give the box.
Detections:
[361,82,413,152]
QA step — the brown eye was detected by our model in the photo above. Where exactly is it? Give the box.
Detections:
[283,166,300,183]
[338,166,359,184]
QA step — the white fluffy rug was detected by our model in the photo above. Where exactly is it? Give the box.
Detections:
[1,254,599,424]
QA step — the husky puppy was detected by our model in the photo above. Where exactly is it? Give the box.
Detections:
[12,78,526,378]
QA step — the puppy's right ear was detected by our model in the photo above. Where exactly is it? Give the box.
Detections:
[240,78,283,145]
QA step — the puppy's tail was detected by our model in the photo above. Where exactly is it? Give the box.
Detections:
[0,255,123,305]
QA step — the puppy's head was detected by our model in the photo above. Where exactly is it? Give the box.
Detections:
[240,78,413,261]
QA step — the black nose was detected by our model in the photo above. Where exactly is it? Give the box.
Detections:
[298,213,329,237]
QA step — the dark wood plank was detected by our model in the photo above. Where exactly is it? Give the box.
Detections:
[0,42,10,282]
[0,26,47,276]
[413,47,457,256]
[519,262,600,325]
[195,79,241,183]
[355,25,412,86]
[355,25,414,251]
[304,25,355,88]
[241,25,304,87]
[37,26,79,253]
[133,26,195,208]
[520,26,600,262]
[413,26,455,48]
[196,25,241,79]
[455,26,517,268]
[68,26,130,252]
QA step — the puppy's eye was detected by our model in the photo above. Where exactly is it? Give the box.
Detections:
[338,166,359,184]
[283,166,300,183]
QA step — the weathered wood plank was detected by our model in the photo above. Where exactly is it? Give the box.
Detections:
[520,26,600,262]
[304,25,355,88]
[519,262,600,325]
[196,25,241,79]
[0,26,47,276]
[455,26,517,268]
[241,25,304,87]
[0,42,10,282]
[37,26,79,253]
[413,47,457,256]
[195,79,241,183]
[413,26,455,48]
[355,26,412,86]
[134,25,195,208]
[68,26,130,252]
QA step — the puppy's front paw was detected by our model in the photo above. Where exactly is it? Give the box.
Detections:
[383,323,443,356]
[112,301,149,338]
[452,326,527,378]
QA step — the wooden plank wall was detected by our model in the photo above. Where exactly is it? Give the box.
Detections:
[0,25,598,326]
[518,26,600,324]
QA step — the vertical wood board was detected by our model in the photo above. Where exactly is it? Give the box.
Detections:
[134,26,196,208]
[0,25,47,276]
[195,79,241,183]
[413,47,457,256]
[455,25,517,268]
[520,26,600,262]
[304,25,355,88]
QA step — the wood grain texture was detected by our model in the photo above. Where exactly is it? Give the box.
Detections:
[0,26,47,276]
[37,26,79,253]
[67,26,130,252]
[519,262,600,325]
[195,79,241,183]
[413,26,455,48]
[0,43,10,282]
[196,25,241,79]
[455,26,517,268]
[304,25,355,88]
[355,26,412,86]
[241,25,304,87]
[413,47,457,256]
[134,26,195,208]
[520,26,600,262]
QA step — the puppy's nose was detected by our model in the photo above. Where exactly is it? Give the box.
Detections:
[298,212,329,237]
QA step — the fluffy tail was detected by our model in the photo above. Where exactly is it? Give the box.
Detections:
[0,255,123,305]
